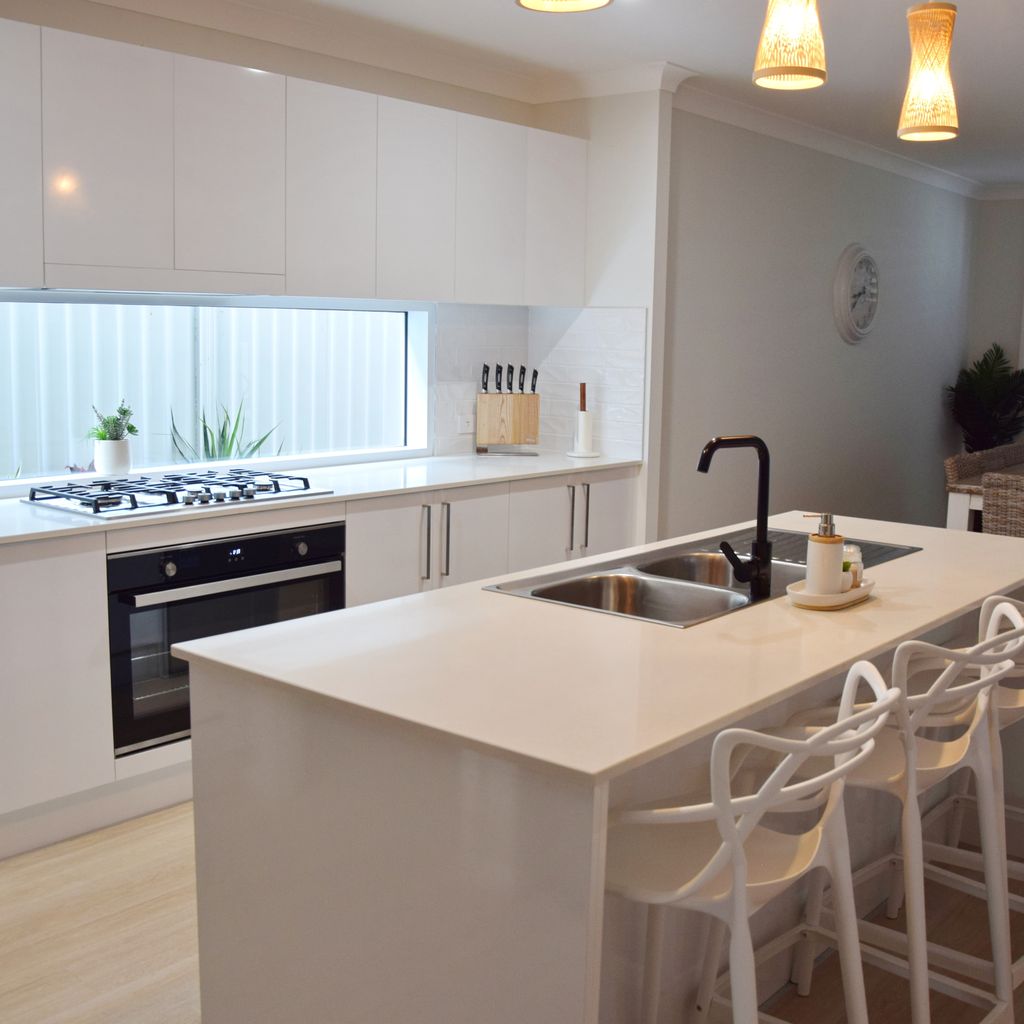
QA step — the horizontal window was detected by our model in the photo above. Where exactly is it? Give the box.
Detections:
[0,297,428,482]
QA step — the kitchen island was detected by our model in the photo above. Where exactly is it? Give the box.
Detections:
[174,511,1024,1024]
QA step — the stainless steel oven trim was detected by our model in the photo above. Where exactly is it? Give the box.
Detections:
[107,524,340,559]
[128,560,343,608]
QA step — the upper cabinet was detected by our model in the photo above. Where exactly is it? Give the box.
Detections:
[525,129,587,307]
[455,115,526,305]
[377,97,457,302]
[42,29,174,270]
[287,79,377,298]
[174,58,286,275]
[0,18,43,287]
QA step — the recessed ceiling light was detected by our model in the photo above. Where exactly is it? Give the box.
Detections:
[516,0,612,12]
[753,0,827,90]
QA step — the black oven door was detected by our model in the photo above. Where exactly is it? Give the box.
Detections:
[109,560,343,755]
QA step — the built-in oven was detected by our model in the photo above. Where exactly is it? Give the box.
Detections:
[107,523,345,756]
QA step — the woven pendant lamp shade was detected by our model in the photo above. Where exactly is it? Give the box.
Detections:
[516,0,611,10]
[753,0,827,90]
[898,2,959,141]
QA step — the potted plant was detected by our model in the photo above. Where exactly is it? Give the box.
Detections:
[945,344,1024,453]
[87,401,139,476]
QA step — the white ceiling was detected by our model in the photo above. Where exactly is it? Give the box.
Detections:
[112,0,1024,186]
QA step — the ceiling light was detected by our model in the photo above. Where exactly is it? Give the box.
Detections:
[753,0,827,90]
[898,2,959,142]
[515,0,612,12]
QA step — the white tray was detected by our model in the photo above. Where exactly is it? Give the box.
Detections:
[786,579,875,610]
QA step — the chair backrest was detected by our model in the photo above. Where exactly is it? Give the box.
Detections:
[982,473,1024,536]
[945,442,1024,487]
[614,661,898,901]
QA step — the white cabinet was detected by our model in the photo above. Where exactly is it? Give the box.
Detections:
[0,18,43,287]
[377,97,457,301]
[575,468,638,558]
[346,484,509,605]
[174,57,286,274]
[525,129,587,307]
[287,78,377,298]
[508,475,576,572]
[455,114,526,305]
[0,534,114,816]
[42,30,174,270]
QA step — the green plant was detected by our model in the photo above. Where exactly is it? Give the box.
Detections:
[945,344,1024,452]
[170,401,280,462]
[87,400,138,441]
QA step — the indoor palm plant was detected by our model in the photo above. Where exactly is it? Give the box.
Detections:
[945,344,1024,453]
[87,401,138,476]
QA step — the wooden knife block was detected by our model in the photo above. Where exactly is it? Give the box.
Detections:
[475,393,540,449]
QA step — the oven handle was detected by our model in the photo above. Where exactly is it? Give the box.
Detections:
[126,560,343,608]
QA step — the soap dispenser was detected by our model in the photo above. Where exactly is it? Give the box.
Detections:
[805,513,845,595]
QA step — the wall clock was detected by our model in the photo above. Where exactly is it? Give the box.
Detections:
[833,244,879,344]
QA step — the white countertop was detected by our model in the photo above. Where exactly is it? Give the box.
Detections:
[174,511,1024,781]
[0,452,639,546]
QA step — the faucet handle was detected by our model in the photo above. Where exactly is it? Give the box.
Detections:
[719,541,753,583]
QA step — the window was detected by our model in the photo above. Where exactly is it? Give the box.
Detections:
[0,296,428,481]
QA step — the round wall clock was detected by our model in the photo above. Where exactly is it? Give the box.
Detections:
[833,244,879,344]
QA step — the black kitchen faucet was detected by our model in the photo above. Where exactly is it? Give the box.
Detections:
[697,435,773,601]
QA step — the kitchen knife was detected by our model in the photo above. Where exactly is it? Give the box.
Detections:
[495,363,503,392]
[481,363,489,393]
[506,364,514,392]
[530,369,539,393]
[518,365,526,392]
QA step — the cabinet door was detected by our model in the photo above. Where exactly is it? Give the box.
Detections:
[42,30,173,269]
[508,475,576,572]
[0,535,114,815]
[525,129,586,307]
[377,97,456,301]
[455,114,526,305]
[0,18,43,287]
[344,493,435,606]
[174,57,285,274]
[287,78,376,298]
[438,483,510,587]
[579,469,638,558]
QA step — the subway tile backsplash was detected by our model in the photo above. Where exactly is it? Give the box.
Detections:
[433,304,646,458]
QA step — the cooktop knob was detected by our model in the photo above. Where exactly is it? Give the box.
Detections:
[162,559,178,578]
[198,492,212,504]
[294,539,309,558]
[228,487,242,500]
[243,485,256,498]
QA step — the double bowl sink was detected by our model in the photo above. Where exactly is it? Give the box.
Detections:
[487,528,919,629]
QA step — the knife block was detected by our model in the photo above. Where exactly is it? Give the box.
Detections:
[475,393,540,450]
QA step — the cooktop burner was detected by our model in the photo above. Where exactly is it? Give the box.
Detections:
[24,468,332,519]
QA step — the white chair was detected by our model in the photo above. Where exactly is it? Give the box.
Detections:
[789,615,1024,1024]
[604,660,898,1024]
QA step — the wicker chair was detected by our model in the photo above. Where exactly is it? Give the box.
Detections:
[983,473,1024,537]
[945,442,1024,493]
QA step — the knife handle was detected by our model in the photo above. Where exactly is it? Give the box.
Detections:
[506,364,514,392]
[518,365,526,392]
[495,363,503,391]
[530,369,538,393]
[481,364,489,393]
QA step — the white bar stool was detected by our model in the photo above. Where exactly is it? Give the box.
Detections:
[605,661,898,1024]
[789,615,1024,1024]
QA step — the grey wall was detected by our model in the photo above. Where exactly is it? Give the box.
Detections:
[659,109,975,536]
[967,198,1024,364]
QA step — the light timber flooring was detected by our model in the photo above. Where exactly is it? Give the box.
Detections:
[1,802,1023,1023]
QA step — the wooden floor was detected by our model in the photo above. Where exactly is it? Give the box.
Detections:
[1,803,1023,1023]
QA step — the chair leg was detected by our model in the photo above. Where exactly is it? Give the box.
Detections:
[694,917,726,1024]
[828,813,870,1024]
[945,768,973,848]
[727,907,759,1024]
[899,791,932,1024]
[885,854,906,920]
[791,868,825,996]
[640,903,666,1024]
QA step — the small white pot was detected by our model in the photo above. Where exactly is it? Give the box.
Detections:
[93,438,132,477]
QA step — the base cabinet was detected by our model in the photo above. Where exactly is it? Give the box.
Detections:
[577,468,638,558]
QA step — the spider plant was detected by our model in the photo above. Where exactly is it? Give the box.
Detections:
[945,344,1024,452]
[170,402,280,462]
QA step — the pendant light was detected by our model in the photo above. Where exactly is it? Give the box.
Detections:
[516,0,611,11]
[752,0,827,90]
[898,2,959,142]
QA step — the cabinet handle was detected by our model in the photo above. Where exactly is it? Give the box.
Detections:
[421,504,432,580]
[568,484,576,552]
[442,501,452,577]
[583,482,591,552]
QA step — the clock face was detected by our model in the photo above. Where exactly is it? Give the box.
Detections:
[833,244,879,344]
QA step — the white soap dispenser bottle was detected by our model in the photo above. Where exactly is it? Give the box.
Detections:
[804,512,845,595]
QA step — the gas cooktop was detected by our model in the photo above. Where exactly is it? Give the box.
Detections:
[24,469,331,519]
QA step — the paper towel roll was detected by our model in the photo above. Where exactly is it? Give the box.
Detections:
[573,411,594,456]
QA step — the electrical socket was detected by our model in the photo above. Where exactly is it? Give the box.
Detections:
[457,415,475,434]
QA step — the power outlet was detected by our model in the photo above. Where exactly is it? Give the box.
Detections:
[457,415,475,434]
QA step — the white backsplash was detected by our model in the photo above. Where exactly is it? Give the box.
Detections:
[432,303,646,458]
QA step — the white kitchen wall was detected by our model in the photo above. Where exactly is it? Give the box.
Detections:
[660,109,973,534]
[527,307,646,458]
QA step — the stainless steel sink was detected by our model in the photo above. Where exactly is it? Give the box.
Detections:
[636,551,805,598]
[530,572,748,627]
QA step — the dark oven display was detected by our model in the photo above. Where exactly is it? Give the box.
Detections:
[107,523,345,756]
